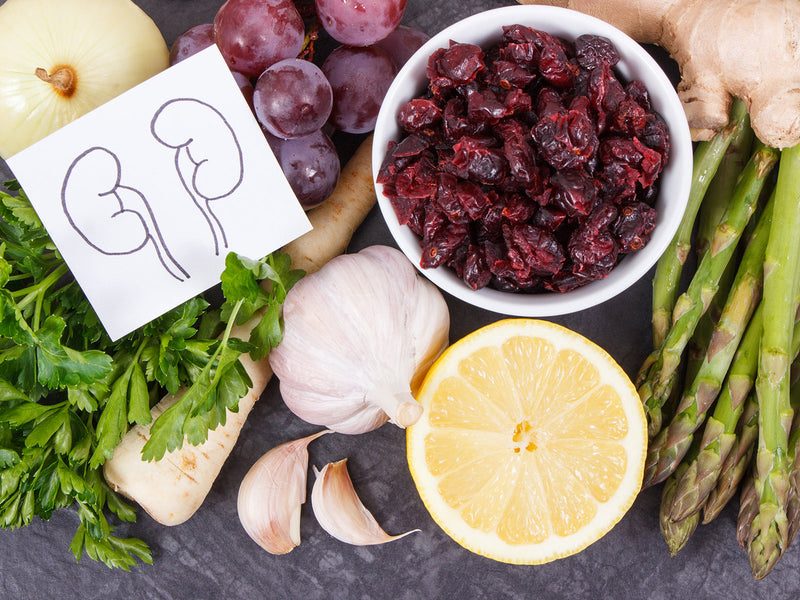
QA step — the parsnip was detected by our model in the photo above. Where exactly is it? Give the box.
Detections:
[103,135,377,525]
[518,0,800,149]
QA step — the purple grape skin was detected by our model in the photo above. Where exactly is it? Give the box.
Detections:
[169,23,216,66]
[253,59,333,139]
[322,45,397,134]
[270,129,341,209]
[213,0,305,79]
[231,71,255,110]
[315,0,407,46]
[375,25,430,69]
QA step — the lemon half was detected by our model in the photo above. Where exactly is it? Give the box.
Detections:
[407,318,647,564]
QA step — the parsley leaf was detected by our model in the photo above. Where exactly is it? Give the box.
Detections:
[0,182,303,569]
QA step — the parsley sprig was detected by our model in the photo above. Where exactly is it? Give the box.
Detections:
[0,181,303,569]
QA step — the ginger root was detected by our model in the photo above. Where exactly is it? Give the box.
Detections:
[518,0,800,148]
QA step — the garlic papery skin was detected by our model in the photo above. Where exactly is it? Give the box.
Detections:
[268,245,450,434]
[311,459,418,546]
[237,430,329,554]
[0,0,169,159]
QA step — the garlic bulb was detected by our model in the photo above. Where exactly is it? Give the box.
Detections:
[0,0,169,159]
[269,245,450,434]
[311,459,418,546]
[237,430,329,554]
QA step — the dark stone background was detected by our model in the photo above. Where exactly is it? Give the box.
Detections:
[0,0,797,598]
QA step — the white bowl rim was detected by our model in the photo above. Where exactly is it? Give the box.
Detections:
[372,4,693,317]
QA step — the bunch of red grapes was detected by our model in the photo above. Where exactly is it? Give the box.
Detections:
[170,0,429,208]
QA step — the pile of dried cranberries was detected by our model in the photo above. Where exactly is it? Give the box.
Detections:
[377,24,670,293]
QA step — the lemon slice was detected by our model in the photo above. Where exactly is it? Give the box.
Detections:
[407,318,647,564]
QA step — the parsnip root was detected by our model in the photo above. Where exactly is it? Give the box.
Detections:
[103,135,377,525]
[518,0,800,148]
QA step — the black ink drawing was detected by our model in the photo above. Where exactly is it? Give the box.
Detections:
[61,146,190,282]
[150,98,244,256]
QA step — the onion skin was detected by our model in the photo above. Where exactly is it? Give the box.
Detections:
[0,0,169,159]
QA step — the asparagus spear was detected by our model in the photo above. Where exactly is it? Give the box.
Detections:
[703,391,759,523]
[671,307,763,520]
[741,375,800,575]
[738,469,759,549]
[747,143,800,580]
[643,194,775,487]
[639,143,779,437]
[659,437,702,555]
[695,113,755,257]
[677,312,800,522]
[651,100,749,348]
[783,378,800,547]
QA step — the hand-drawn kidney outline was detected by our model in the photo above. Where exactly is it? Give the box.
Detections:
[150,97,244,256]
[60,146,190,282]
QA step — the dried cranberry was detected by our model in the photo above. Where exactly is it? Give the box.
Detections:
[575,34,620,70]
[387,190,420,227]
[568,203,619,279]
[502,88,533,115]
[488,59,536,89]
[399,99,443,132]
[612,98,649,137]
[394,156,438,200]
[501,193,536,223]
[463,245,493,290]
[467,88,510,124]
[428,42,485,86]
[392,134,432,159]
[534,205,567,231]
[588,63,626,132]
[442,97,486,141]
[421,220,469,268]
[503,223,566,277]
[551,170,598,217]
[435,172,469,223]
[502,23,539,44]
[456,179,494,220]
[532,96,598,170]
[451,137,508,185]
[613,201,657,252]
[625,80,651,110]
[496,118,539,186]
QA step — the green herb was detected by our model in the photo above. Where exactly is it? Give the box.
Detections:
[0,181,303,569]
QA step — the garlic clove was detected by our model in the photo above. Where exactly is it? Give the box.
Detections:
[237,430,330,554]
[311,459,419,546]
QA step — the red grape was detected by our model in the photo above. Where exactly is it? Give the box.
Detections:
[231,71,255,110]
[375,25,430,69]
[169,23,215,66]
[322,45,397,134]
[269,129,341,209]
[254,59,333,139]
[214,0,305,78]
[315,0,407,46]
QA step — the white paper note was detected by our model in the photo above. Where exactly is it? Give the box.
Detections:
[8,45,311,341]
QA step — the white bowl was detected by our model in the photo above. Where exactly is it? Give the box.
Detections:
[372,5,692,316]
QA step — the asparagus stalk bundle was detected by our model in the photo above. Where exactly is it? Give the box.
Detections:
[638,143,778,437]
[640,99,800,579]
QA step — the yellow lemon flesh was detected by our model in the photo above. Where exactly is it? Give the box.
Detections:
[407,318,647,564]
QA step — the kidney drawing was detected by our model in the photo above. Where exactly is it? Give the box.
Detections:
[60,146,190,282]
[150,97,244,256]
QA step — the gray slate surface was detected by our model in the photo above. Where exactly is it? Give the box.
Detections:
[1,0,799,598]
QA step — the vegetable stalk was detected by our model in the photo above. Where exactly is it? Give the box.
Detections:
[747,143,800,580]
[639,143,779,437]
[650,100,748,348]
[643,193,775,487]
